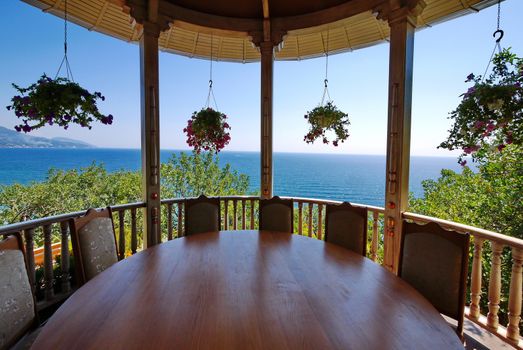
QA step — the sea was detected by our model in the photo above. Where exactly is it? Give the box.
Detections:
[0,148,464,207]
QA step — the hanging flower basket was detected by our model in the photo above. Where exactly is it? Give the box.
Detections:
[184,108,231,153]
[303,101,350,147]
[6,74,113,132]
[439,48,523,165]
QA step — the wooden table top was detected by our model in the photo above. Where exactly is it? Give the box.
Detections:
[33,230,463,349]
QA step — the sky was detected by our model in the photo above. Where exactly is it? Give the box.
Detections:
[0,0,522,156]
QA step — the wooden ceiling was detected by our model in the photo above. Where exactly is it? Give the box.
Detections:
[23,0,498,62]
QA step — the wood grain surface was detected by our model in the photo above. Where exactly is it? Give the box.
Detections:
[32,230,463,349]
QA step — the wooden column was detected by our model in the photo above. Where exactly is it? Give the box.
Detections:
[140,21,162,248]
[260,40,274,199]
[379,2,424,273]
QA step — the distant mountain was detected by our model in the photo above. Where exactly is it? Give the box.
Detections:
[0,126,95,148]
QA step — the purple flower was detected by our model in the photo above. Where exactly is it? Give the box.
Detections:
[486,122,496,132]
[6,106,11,111]
[515,82,521,88]
[459,160,467,167]
[22,124,32,133]
[465,73,475,82]
[473,121,485,129]
[497,144,506,152]
[14,125,21,132]
[463,87,476,98]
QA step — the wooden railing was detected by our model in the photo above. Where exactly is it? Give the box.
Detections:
[404,212,523,348]
[0,202,146,311]
[1,196,521,347]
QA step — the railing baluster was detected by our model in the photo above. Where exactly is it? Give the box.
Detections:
[233,200,238,230]
[118,210,125,260]
[23,228,36,292]
[250,199,255,229]
[241,199,246,230]
[317,204,323,240]
[131,208,137,254]
[507,248,523,344]
[469,237,484,320]
[167,203,173,241]
[177,202,183,237]
[60,221,71,293]
[298,202,303,235]
[224,199,229,230]
[487,241,504,330]
[43,224,54,301]
[308,203,313,238]
[371,211,379,261]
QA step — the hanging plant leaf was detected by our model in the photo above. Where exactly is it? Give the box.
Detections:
[439,48,523,165]
[184,108,231,153]
[6,74,113,132]
[303,101,350,147]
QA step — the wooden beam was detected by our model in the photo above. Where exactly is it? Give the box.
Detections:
[260,41,273,199]
[140,21,162,247]
[157,0,385,34]
[382,3,422,273]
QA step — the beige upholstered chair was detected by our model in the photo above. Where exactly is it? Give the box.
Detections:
[259,196,293,233]
[0,233,38,350]
[399,221,469,338]
[325,202,367,256]
[70,207,119,286]
[184,195,221,236]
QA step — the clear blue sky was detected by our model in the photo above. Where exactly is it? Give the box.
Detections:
[1,0,522,156]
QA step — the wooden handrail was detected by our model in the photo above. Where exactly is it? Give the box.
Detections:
[403,212,523,250]
[0,202,146,235]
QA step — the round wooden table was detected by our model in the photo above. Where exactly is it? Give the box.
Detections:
[33,230,463,349]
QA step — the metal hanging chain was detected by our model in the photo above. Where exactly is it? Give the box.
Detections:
[482,0,503,81]
[205,34,218,110]
[321,29,331,105]
[55,0,74,81]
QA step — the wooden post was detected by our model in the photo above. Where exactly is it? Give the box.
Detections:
[379,1,425,273]
[487,241,504,330]
[469,237,484,320]
[259,40,274,199]
[507,248,523,344]
[140,21,162,248]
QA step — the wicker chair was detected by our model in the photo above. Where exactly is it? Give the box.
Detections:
[259,196,293,233]
[184,195,221,236]
[324,202,367,256]
[70,207,119,286]
[398,221,469,338]
[0,233,38,350]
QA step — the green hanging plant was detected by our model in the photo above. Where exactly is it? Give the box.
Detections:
[7,74,113,132]
[184,108,231,153]
[303,101,350,147]
[439,48,523,165]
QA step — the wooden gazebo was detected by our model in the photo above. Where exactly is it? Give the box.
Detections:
[24,0,496,275]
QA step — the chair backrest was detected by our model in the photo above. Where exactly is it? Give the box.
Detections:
[0,233,37,350]
[325,202,367,256]
[70,207,118,286]
[399,221,469,337]
[184,195,221,236]
[259,196,293,233]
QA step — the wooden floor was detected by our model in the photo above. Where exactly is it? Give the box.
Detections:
[463,319,517,350]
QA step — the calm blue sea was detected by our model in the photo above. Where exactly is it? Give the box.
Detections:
[0,148,464,207]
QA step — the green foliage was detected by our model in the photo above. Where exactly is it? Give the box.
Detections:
[303,101,350,147]
[440,48,523,164]
[161,152,249,198]
[0,152,250,246]
[409,144,523,332]
[7,74,113,132]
